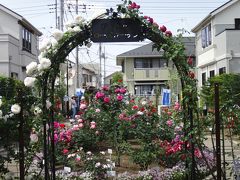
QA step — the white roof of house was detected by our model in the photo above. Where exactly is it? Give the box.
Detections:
[0,4,42,36]
[192,0,238,32]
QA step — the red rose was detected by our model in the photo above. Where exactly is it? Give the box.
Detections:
[165,30,172,37]
[188,71,195,79]
[187,57,193,66]
[132,105,138,110]
[160,25,167,32]
[63,149,69,154]
[148,17,154,24]
[59,124,65,128]
[143,16,148,19]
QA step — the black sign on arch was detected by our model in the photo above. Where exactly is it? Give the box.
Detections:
[91,18,145,42]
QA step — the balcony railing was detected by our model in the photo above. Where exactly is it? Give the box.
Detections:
[133,68,170,80]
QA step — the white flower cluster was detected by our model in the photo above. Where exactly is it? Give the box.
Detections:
[65,15,86,32]
[0,101,18,121]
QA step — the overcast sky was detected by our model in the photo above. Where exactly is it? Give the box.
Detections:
[1,0,229,75]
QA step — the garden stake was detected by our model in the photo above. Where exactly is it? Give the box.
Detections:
[214,83,221,180]
[18,89,24,180]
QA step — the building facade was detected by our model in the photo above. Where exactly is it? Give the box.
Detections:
[0,4,42,80]
[116,37,195,101]
[192,0,240,88]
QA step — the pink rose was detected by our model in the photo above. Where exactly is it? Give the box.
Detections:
[102,86,109,91]
[104,97,110,103]
[166,119,173,127]
[79,123,84,128]
[54,134,58,143]
[54,121,59,129]
[76,156,81,161]
[90,121,96,129]
[115,88,120,93]
[117,95,123,101]
[78,119,84,123]
[95,108,101,113]
[95,92,104,99]
[80,103,87,109]
[120,88,126,94]
[174,102,180,110]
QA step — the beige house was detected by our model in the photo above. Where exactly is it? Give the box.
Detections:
[0,4,42,80]
[192,0,240,88]
[116,38,195,102]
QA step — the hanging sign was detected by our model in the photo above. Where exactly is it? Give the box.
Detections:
[91,18,144,42]
[162,89,171,106]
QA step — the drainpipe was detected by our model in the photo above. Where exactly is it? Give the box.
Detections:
[226,50,233,73]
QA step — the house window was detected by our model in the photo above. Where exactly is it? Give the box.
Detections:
[201,24,212,48]
[219,67,226,75]
[134,58,167,68]
[135,85,153,96]
[121,61,125,73]
[202,72,206,86]
[209,70,215,78]
[22,27,32,52]
[11,72,18,79]
[89,75,92,82]
[235,18,240,30]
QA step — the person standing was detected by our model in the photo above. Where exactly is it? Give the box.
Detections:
[71,96,77,119]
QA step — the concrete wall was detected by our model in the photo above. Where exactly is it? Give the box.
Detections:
[0,9,39,80]
[0,9,20,39]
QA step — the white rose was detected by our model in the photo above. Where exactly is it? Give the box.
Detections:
[24,77,36,87]
[0,110,2,117]
[73,26,81,32]
[34,107,42,115]
[141,101,147,105]
[95,162,101,168]
[50,37,58,47]
[65,20,75,29]
[26,62,38,75]
[39,38,51,52]
[30,133,38,143]
[11,104,21,114]
[75,15,84,24]
[46,100,52,109]
[0,98,2,107]
[52,29,64,41]
[137,111,144,115]
[38,58,51,71]
[66,27,74,33]
[107,149,112,154]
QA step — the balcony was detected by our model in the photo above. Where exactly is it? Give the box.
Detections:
[215,29,240,57]
[133,68,170,80]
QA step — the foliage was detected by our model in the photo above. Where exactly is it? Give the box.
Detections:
[201,73,240,108]
[0,76,39,175]
[111,72,123,85]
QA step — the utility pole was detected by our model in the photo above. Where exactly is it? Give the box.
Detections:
[99,43,102,87]
[76,0,80,88]
[55,0,58,29]
[103,46,106,85]
[60,0,64,31]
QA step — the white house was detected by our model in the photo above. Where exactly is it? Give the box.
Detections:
[192,0,240,87]
[0,4,42,80]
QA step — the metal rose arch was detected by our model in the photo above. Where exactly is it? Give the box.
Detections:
[24,1,208,180]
